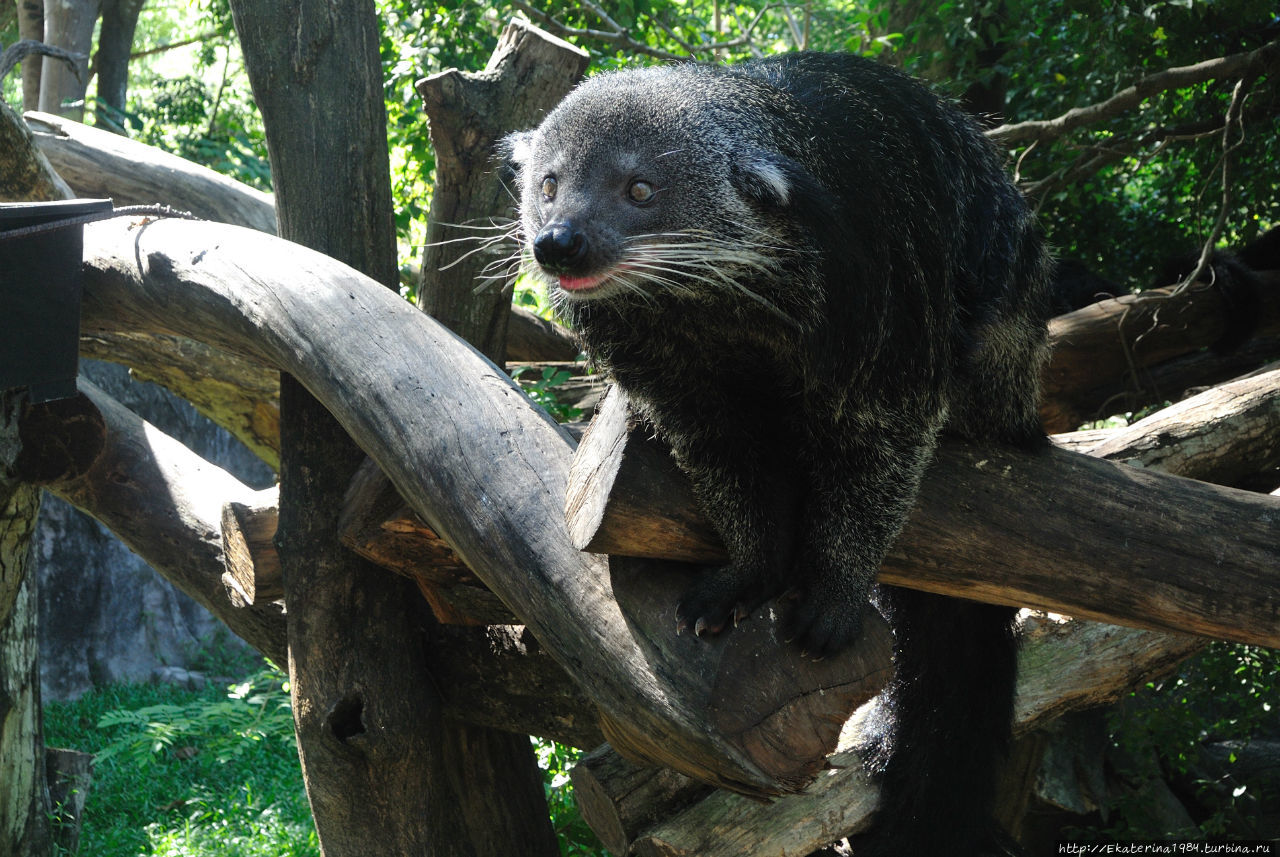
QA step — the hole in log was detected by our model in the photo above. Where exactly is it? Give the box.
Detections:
[328,695,366,742]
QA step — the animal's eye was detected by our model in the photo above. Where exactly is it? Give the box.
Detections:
[541,177,557,200]
[628,180,655,205]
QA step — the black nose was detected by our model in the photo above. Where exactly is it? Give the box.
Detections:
[533,222,587,272]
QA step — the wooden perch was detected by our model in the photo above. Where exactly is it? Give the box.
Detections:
[574,616,1208,857]
[615,618,1208,857]
[24,111,278,233]
[570,382,1252,857]
[1041,272,1280,432]
[37,378,288,663]
[221,487,282,607]
[568,386,1280,649]
[79,216,891,797]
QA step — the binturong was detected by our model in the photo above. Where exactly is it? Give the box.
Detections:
[506,52,1052,857]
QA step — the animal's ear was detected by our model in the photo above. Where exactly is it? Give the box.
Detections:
[730,150,820,209]
[498,131,534,170]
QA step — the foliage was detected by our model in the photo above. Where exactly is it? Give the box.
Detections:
[513,364,585,422]
[1095,643,1280,839]
[42,664,318,857]
[44,662,606,855]
[536,740,608,856]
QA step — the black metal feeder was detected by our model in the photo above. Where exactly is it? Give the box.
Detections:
[0,198,114,403]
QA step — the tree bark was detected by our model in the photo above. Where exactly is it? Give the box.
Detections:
[416,19,590,363]
[0,98,74,201]
[0,393,53,857]
[93,0,144,121]
[80,216,892,797]
[567,386,1280,648]
[37,0,99,120]
[225,2,558,853]
[16,0,45,110]
[25,110,278,232]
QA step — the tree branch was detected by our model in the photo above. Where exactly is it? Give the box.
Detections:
[986,37,1280,147]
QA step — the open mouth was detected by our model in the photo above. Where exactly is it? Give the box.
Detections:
[557,272,610,293]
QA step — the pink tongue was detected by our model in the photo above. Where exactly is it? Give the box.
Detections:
[559,274,603,291]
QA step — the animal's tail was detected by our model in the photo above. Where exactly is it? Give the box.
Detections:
[854,588,1022,857]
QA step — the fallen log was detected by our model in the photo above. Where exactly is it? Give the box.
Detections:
[80,215,893,797]
[567,387,1280,648]
[1041,272,1280,432]
[1088,366,1280,487]
[24,110,278,233]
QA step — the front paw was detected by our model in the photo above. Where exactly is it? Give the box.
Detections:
[675,564,773,638]
[784,592,866,659]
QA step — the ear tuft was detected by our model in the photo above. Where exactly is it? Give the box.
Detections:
[731,152,808,208]
[499,131,534,169]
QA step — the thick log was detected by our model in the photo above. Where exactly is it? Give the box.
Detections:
[80,331,281,468]
[41,379,288,664]
[416,19,590,363]
[24,111,278,233]
[1041,272,1280,432]
[220,487,282,607]
[1088,366,1280,487]
[568,387,1280,648]
[80,216,892,796]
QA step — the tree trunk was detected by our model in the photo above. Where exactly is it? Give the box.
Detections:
[93,0,144,123]
[0,393,52,857]
[416,19,589,363]
[16,0,45,110]
[225,1,557,852]
[37,0,99,120]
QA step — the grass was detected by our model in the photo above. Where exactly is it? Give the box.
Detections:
[43,659,605,857]
[44,665,319,857]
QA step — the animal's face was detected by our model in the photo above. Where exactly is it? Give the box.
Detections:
[505,68,806,308]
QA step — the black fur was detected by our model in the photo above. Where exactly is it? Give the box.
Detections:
[509,53,1052,856]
